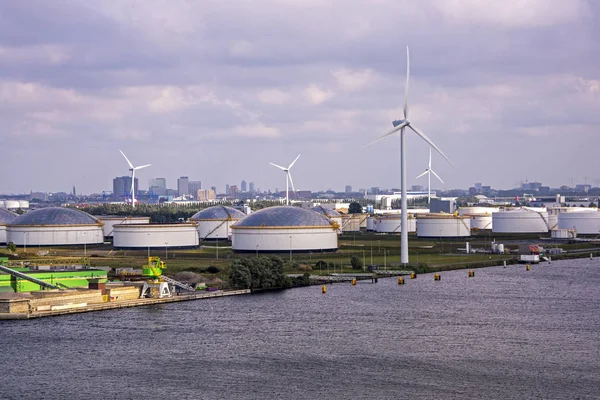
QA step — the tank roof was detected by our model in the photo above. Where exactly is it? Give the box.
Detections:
[233,206,332,228]
[311,205,341,217]
[9,207,101,226]
[191,205,246,220]
[0,208,18,224]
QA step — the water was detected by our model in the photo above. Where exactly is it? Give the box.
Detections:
[2,258,600,399]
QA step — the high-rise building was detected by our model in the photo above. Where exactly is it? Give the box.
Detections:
[249,181,255,193]
[197,189,216,201]
[211,186,217,193]
[225,184,230,196]
[229,185,239,199]
[113,176,137,197]
[149,178,167,195]
[241,180,247,192]
[345,185,352,193]
[188,181,202,199]
[177,176,189,196]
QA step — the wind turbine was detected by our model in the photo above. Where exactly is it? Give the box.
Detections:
[119,149,151,209]
[363,46,452,264]
[269,154,301,205]
[416,148,444,204]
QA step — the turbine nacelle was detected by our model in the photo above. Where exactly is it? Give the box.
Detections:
[392,119,408,128]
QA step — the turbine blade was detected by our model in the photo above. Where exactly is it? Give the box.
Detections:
[270,163,287,171]
[428,147,432,169]
[120,149,134,169]
[134,164,151,170]
[404,46,410,120]
[361,122,407,149]
[408,124,453,166]
[288,153,301,169]
[431,169,444,184]
[288,171,297,199]
[416,170,428,179]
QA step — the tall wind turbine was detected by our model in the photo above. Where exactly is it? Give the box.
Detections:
[119,149,151,209]
[416,148,444,204]
[363,46,452,264]
[269,154,301,205]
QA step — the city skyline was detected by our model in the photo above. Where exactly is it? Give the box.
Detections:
[0,1,598,194]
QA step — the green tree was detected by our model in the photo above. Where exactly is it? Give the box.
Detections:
[6,242,16,252]
[350,255,362,270]
[348,202,363,214]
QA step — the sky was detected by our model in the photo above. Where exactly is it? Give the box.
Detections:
[0,0,599,195]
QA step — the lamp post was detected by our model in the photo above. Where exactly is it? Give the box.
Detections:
[24,232,27,253]
[362,250,366,272]
[384,249,387,271]
[147,233,150,258]
[370,241,373,265]
[256,244,259,257]
[289,236,292,262]
[165,242,168,259]
[216,238,219,260]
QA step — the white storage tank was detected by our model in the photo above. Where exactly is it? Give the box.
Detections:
[366,216,375,231]
[7,207,104,246]
[191,205,246,240]
[416,214,471,238]
[558,211,600,234]
[113,223,199,249]
[18,200,30,209]
[97,215,151,238]
[373,214,416,233]
[469,214,493,230]
[547,214,558,230]
[492,209,549,233]
[340,214,363,232]
[0,208,18,244]
[231,206,338,253]
[3,200,20,210]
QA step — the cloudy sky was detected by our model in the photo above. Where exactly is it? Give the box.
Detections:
[1,0,598,195]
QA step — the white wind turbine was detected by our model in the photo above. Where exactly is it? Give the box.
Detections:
[416,148,444,204]
[119,149,151,209]
[269,154,301,205]
[363,46,452,264]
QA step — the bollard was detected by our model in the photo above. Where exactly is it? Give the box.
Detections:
[526,264,530,271]
[397,277,404,285]
[410,272,416,279]
[503,261,507,268]
[468,270,474,277]
[352,278,356,286]
[591,253,593,260]
[434,273,441,281]
[322,285,327,294]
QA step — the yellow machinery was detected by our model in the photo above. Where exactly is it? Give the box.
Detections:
[139,257,196,298]
[142,257,166,280]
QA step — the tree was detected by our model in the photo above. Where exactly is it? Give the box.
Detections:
[6,242,16,252]
[229,256,292,290]
[348,202,363,214]
[350,255,362,270]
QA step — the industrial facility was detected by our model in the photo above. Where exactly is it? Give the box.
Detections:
[190,205,246,240]
[458,207,496,230]
[6,207,104,247]
[372,214,417,233]
[112,223,199,249]
[96,215,151,238]
[0,200,29,210]
[0,208,18,244]
[416,214,471,238]
[231,206,338,253]
[492,208,550,234]
[311,205,342,233]
[558,210,600,235]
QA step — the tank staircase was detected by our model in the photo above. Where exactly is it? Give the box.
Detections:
[161,275,196,292]
[0,265,64,290]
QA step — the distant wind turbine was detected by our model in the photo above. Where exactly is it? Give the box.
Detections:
[416,148,444,204]
[120,149,151,209]
[363,46,452,265]
[269,154,301,205]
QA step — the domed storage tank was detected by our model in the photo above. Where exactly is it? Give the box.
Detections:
[492,209,549,233]
[231,206,338,253]
[0,208,18,244]
[113,223,199,249]
[7,207,104,246]
[97,215,151,238]
[190,205,246,240]
[416,214,471,238]
[373,214,416,233]
[311,206,342,233]
[558,211,600,234]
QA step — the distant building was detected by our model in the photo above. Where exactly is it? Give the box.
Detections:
[188,181,202,199]
[241,180,247,192]
[522,181,542,191]
[575,184,591,193]
[411,185,423,192]
[113,176,137,197]
[370,187,380,195]
[249,181,255,193]
[345,185,352,193]
[229,185,239,199]
[149,178,167,196]
[226,184,230,196]
[177,176,189,196]
[430,198,457,214]
[197,189,216,201]
[211,186,217,193]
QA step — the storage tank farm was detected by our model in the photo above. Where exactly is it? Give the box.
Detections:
[190,205,246,240]
[492,207,550,233]
[113,223,199,249]
[231,206,338,253]
[0,208,18,244]
[416,213,471,238]
[96,215,151,238]
[6,207,104,246]
[458,207,496,231]
[558,210,600,234]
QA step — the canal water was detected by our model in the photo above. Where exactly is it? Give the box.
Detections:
[2,258,600,399]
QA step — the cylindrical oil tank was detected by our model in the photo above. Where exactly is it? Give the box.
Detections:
[458,207,497,216]
[470,214,493,230]
[18,200,30,209]
[113,223,199,249]
[97,215,151,237]
[366,216,375,231]
[341,214,361,232]
[547,214,558,230]
[3,200,20,209]
[558,211,600,234]
[373,215,416,233]
[416,214,471,238]
[492,209,549,233]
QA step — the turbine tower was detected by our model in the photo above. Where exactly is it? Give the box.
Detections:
[416,148,444,204]
[119,149,151,209]
[269,154,301,205]
[363,47,452,264]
